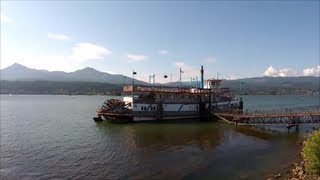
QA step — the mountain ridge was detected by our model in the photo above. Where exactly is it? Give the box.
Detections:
[1,63,319,95]
[1,63,147,85]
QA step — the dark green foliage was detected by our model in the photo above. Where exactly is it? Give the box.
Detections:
[302,130,320,175]
[0,81,122,95]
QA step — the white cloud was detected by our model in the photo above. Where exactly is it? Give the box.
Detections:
[303,65,320,76]
[203,57,217,64]
[157,50,168,55]
[264,66,297,77]
[0,13,12,23]
[264,66,277,76]
[127,54,148,62]
[1,50,75,72]
[69,43,112,62]
[47,33,70,41]
[1,43,112,72]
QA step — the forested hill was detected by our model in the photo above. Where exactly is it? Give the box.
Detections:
[1,76,319,95]
[220,76,319,95]
[0,81,123,95]
[165,76,319,95]
[1,63,319,95]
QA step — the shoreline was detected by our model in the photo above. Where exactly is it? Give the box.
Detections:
[265,130,320,180]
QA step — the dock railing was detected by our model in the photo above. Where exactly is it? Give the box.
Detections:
[213,105,320,128]
[244,105,320,116]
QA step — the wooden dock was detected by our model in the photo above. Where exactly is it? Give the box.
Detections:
[213,112,320,129]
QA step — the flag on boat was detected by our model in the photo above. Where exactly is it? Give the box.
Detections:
[164,75,168,78]
[133,71,137,75]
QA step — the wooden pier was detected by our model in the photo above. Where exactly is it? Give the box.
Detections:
[213,111,320,130]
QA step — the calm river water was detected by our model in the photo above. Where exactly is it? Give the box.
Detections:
[1,95,319,179]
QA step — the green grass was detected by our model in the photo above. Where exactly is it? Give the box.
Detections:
[302,130,320,175]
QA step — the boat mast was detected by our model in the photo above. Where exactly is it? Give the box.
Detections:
[179,68,183,89]
[132,71,137,104]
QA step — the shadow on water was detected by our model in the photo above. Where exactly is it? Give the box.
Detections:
[95,121,224,152]
[93,121,232,179]
[233,125,280,140]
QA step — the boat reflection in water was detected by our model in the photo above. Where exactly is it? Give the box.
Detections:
[94,122,296,179]
[123,123,223,151]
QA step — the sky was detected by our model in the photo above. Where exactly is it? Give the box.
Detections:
[1,1,319,82]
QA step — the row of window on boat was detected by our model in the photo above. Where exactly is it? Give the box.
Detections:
[139,105,199,111]
[136,94,212,100]
[140,106,157,111]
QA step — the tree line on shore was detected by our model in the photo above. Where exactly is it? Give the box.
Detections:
[0,81,123,95]
[0,80,319,96]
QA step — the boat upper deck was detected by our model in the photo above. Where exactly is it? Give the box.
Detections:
[123,84,222,95]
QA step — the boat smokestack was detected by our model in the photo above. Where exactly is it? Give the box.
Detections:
[200,65,204,89]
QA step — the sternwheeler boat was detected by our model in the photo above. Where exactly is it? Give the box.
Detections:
[94,66,241,123]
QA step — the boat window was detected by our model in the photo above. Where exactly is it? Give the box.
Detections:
[141,107,143,110]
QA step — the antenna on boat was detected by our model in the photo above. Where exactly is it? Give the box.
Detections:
[179,68,184,89]
[132,70,137,104]
[196,77,198,89]
[200,65,204,89]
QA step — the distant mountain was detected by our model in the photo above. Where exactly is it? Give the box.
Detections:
[0,63,147,85]
[220,76,319,95]
[220,76,319,89]
[1,63,319,95]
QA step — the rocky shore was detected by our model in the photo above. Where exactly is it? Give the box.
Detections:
[265,160,320,180]
[289,160,319,180]
[266,130,320,180]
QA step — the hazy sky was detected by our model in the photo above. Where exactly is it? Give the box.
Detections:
[1,1,319,81]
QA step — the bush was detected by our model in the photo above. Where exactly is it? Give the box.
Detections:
[302,130,320,175]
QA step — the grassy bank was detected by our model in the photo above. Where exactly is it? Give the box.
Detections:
[265,129,320,180]
[302,130,320,175]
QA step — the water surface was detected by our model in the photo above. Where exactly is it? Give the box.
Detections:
[1,95,319,179]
